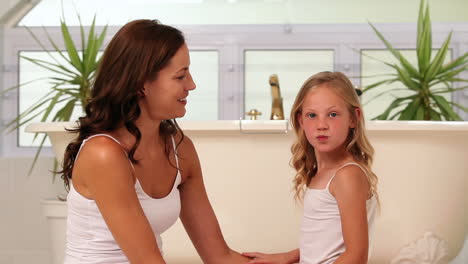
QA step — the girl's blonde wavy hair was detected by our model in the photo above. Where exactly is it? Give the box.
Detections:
[290,71,379,205]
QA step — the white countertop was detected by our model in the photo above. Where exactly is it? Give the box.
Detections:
[25,120,468,133]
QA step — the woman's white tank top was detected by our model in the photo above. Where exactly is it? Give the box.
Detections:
[299,162,377,264]
[64,134,181,264]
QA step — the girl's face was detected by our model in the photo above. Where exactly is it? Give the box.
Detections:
[139,44,196,121]
[298,85,359,154]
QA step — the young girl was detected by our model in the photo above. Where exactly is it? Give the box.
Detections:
[243,71,378,264]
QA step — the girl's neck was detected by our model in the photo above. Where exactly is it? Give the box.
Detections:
[315,146,354,170]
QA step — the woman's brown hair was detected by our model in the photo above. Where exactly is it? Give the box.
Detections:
[61,19,185,190]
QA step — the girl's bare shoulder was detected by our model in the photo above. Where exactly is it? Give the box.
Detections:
[331,164,369,198]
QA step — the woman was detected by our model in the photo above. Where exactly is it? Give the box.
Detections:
[61,19,249,264]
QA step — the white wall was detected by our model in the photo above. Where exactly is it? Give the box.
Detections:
[16,0,468,26]
[0,157,64,264]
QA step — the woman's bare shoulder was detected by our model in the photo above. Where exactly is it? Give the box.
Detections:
[173,131,197,157]
[172,131,202,182]
[74,136,133,181]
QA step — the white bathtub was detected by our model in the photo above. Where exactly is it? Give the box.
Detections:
[26,120,468,264]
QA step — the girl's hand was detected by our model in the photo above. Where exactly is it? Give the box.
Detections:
[242,252,294,264]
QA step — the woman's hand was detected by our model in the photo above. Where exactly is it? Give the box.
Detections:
[242,250,298,264]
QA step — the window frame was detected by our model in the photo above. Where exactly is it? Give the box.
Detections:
[2,23,468,156]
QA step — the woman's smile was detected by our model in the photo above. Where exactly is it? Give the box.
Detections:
[178,97,187,105]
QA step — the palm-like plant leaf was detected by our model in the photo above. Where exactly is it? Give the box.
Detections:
[363,88,409,105]
[424,32,452,82]
[20,56,77,79]
[438,53,468,74]
[417,2,432,75]
[369,22,420,79]
[60,19,83,73]
[374,95,416,120]
[431,94,462,120]
[449,101,468,112]
[399,98,421,120]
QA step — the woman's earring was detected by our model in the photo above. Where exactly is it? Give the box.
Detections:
[137,88,145,98]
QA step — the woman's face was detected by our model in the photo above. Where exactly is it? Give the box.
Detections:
[139,44,196,121]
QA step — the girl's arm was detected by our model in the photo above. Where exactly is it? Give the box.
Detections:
[330,165,371,264]
[178,136,249,264]
[74,137,165,264]
[242,249,299,264]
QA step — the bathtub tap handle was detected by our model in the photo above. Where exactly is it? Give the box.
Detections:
[245,109,262,120]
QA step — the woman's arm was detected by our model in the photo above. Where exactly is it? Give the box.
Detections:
[242,249,299,264]
[177,136,249,264]
[74,137,165,264]
[330,166,371,264]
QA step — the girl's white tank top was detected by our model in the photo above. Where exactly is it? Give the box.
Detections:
[299,162,377,264]
[64,134,181,264]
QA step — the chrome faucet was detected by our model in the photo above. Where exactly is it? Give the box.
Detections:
[269,74,285,120]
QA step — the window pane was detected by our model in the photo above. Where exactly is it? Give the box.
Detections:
[181,51,219,120]
[244,50,334,120]
[361,49,452,120]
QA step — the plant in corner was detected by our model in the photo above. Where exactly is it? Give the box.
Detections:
[0,15,107,176]
[363,0,468,120]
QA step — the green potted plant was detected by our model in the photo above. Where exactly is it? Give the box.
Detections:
[1,15,107,176]
[363,0,468,121]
